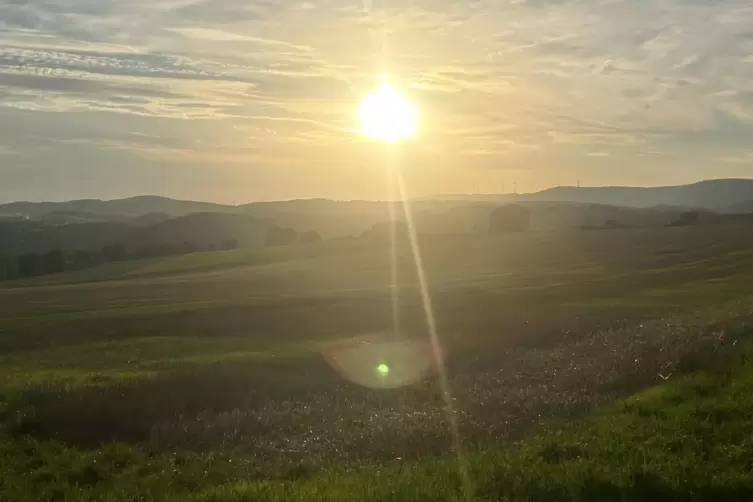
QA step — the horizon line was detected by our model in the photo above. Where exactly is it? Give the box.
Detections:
[2,177,753,206]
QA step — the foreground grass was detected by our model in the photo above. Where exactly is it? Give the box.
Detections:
[6,229,753,500]
[2,334,753,500]
[196,337,753,501]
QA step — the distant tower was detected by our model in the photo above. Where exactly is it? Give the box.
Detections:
[577,179,581,188]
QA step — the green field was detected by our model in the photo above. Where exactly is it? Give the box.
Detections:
[3,225,753,500]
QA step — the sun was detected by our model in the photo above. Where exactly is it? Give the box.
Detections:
[358,84,417,142]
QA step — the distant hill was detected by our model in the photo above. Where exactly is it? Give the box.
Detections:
[4,179,753,252]
[126,213,270,252]
[727,200,753,214]
[6,180,753,226]
[125,212,171,227]
[0,220,130,256]
[0,196,236,221]
[430,179,753,212]
[0,213,270,256]
[0,201,740,259]
[526,179,753,211]
[240,199,397,238]
[0,196,396,237]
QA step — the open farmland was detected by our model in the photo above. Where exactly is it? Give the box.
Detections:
[3,224,753,499]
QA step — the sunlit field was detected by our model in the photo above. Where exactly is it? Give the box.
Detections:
[4,225,753,500]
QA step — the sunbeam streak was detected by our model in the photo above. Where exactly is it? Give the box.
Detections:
[387,149,401,341]
[390,147,472,499]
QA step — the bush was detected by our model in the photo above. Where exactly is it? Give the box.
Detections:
[489,205,531,233]
[41,249,64,275]
[264,227,298,246]
[300,231,322,244]
[17,253,42,277]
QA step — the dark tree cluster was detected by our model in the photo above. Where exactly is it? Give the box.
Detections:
[16,249,64,278]
[581,219,632,231]
[263,228,325,247]
[265,227,299,246]
[1,237,243,282]
[299,231,322,244]
[489,204,531,234]
[102,243,127,262]
[361,221,409,242]
[667,211,701,227]
[0,255,20,280]
[11,248,96,279]
[603,219,630,230]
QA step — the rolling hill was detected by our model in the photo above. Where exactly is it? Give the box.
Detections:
[426,178,753,211]
[0,195,236,220]
[0,213,270,256]
[0,203,731,259]
[526,178,753,210]
[4,178,753,257]
[5,180,753,228]
[126,212,271,251]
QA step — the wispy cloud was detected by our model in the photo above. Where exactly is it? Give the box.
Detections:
[1,0,753,201]
[715,154,753,164]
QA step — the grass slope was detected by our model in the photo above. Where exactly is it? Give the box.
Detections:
[194,335,753,501]
[3,227,753,499]
[1,327,752,500]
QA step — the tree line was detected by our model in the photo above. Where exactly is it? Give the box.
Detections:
[0,239,240,281]
[0,225,324,281]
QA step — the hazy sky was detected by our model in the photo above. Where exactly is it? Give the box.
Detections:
[1,0,753,203]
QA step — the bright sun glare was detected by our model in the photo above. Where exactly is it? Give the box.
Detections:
[358,84,418,142]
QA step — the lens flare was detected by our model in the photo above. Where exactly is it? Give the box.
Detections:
[322,334,434,389]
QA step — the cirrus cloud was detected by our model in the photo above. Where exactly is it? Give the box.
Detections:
[1,0,753,202]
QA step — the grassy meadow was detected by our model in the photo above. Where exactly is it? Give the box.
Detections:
[3,224,753,499]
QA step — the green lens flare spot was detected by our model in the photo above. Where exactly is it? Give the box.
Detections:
[376,363,390,377]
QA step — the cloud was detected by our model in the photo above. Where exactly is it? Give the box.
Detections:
[715,154,753,164]
[1,0,753,200]
[169,0,270,24]
[167,27,314,52]
[0,46,243,82]
[547,131,646,146]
